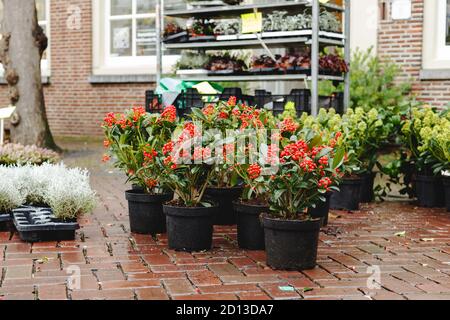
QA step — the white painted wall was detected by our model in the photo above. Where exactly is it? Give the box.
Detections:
[350,0,379,53]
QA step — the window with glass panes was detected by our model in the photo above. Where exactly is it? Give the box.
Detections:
[0,0,49,71]
[108,0,157,57]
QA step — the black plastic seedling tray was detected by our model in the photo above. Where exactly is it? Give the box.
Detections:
[12,207,79,242]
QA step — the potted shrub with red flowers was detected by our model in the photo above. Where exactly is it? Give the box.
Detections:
[262,135,343,270]
[190,97,275,225]
[159,120,217,251]
[102,106,176,235]
[233,144,278,250]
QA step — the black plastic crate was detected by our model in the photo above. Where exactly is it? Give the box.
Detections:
[12,207,79,242]
[145,88,344,117]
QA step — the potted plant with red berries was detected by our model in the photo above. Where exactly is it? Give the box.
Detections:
[159,120,217,251]
[261,134,344,270]
[190,97,275,225]
[102,106,176,235]
[233,143,279,250]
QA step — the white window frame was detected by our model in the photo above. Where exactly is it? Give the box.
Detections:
[0,0,50,77]
[39,0,51,76]
[422,0,450,70]
[93,0,178,76]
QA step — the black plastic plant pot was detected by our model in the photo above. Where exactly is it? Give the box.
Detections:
[125,190,173,235]
[307,192,332,227]
[262,215,321,271]
[163,204,217,252]
[415,175,445,208]
[205,187,243,225]
[234,201,267,250]
[0,211,12,232]
[360,172,376,203]
[330,176,363,211]
[12,207,79,242]
[443,175,450,212]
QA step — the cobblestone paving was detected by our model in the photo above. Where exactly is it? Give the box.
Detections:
[1,140,450,300]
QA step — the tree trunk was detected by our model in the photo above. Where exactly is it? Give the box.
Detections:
[0,0,58,150]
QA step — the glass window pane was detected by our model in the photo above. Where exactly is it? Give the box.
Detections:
[110,19,132,56]
[136,18,156,56]
[36,0,46,21]
[137,0,156,14]
[447,0,450,45]
[111,0,132,16]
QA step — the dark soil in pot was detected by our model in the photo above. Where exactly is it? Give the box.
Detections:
[415,175,445,208]
[262,214,321,270]
[125,190,173,235]
[360,172,376,203]
[131,184,144,192]
[163,203,217,252]
[330,176,363,211]
[205,187,243,225]
[307,192,331,227]
[443,175,450,212]
[234,201,267,250]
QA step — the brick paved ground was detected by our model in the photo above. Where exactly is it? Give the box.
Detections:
[1,139,450,300]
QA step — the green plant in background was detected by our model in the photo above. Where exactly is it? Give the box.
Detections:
[401,106,450,174]
[429,110,450,175]
[279,101,297,120]
[350,48,411,112]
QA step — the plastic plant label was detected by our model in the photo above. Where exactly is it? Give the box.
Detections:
[278,286,295,292]
[193,81,219,94]
[241,12,262,34]
[394,231,406,237]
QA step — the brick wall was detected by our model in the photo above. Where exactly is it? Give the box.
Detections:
[378,0,450,106]
[0,0,154,137]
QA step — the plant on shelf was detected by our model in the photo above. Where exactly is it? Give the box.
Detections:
[164,21,184,37]
[214,19,240,35]
[175,51,210,71]
[260,130,344,270]
[250,54,281,71]
[0,143,59,166]
[205,52,248,72]
[102,106,177,234]
[222,0,243,5]
[319,53,349,74]
[319,10,341,33]
[189,18,216,37]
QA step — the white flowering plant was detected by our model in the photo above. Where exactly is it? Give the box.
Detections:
[0,168,25,213]
[0,164,96,220]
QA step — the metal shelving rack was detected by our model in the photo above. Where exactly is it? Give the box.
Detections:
[155,0,351,116]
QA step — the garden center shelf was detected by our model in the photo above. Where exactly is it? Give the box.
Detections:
[164,34,345,50]
[164,1,344,18]
[174,73,344,82]
[155,0,351,116]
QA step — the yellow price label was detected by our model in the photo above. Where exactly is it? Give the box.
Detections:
[241,12,262,34]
